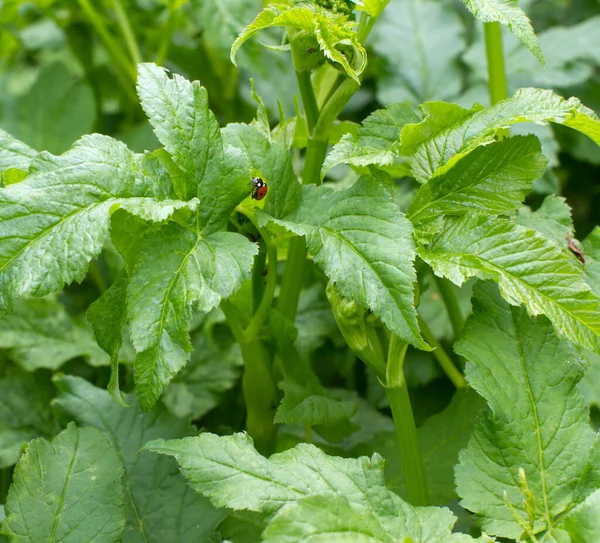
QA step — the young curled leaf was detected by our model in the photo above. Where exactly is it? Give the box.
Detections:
[231,3,367,83]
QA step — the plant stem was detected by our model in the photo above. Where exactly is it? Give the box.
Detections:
[418,317,468,388]
[484,22,508,106]
[432,275,465,339]
[296,70,319,134]
[276,236,307,322]
[112,0,142,65]
[76,0,138,99]
[385,335,429,506]
[88,260,108,293]
[155,6,179,66]
[252,241,267,312]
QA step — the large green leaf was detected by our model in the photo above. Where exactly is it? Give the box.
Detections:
[514,195,574,250]
[455,282,599,539]
[407,135,547,231]
[459,0,542,63]
[2,423,125,543]
[0,367,56,469]
[401,88,600,182]
[419,214,600,350]
[53,375,224,543]
[321,103,419,178]
[0,64,95,155]
[370,0,465,106]
[561,489,600,543]
[0,135,178,312]
[583,226,600,298]
[0,298,108,370]
[259,176,427,349]
[127,223,257,409]
[144,432,485,542]
[231,3,366,83]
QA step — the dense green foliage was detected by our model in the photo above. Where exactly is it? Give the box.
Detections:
[1,0,600,541]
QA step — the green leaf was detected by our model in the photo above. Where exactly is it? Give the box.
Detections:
[0,135,177,312]
[231,4,367,83]
[0,129,36,172]
[191,0,263,60]
[0,366,56,469]
[87,272,129,405]
[137,63,250,231]
[274,380,357,426]
[322,103,419,178]
[561,489,600,542]
[0,298,108,370]
[455,282,598,539]
[460,0,543,63]
[352,0,390,17]
[259,176,427,349]
[144,432,483,542]
[222,122,302,219]
[407,135,547,231]
[0,63,95,155]
[53,375,225,543]
[401,88,600,182]
[370,0,466,105]
[162,328,243,420]
[127,223,257,409]
[418,214,600,350]
[514,195,574,250]
[583,226,600,298]
[2,423,125,543]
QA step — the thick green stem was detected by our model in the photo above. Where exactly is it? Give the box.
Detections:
[276,236,307,322]
[252,242,267,312]
[240,339,278,455]
[112,0,142,65]
[432,275,465,339]
[418,317,468,388]
[484,22,508,105]
[296,70,320,134]
[385,335,429,506]
[303,139,328,185]
[76,0,138,101]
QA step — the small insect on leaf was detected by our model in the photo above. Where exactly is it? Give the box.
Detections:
[251,177,268,201]
[566,233,586,264]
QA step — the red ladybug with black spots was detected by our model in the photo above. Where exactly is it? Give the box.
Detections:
[251,177,268,201]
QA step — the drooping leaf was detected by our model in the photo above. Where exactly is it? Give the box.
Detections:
[2,423,126,543]
[0,298,108,370]
[459,0,543,63]
[231,3,367,83]
[0,63,95,155]
[401,88,600,182]
[127,223,257,409]
[419,214,600,350]
[0,129,36,172]
[455,282,599,539]
[144,432,485,542]
[322,103,419,178]
[53,375,225,543]
[0,134,178,312]
[0,366,56,469]
[370,0,466,106]
[407,135,547,232]
[561,489,600,542]
[259,176,427,349]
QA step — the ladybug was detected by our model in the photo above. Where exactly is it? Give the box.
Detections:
[251,177,268,201]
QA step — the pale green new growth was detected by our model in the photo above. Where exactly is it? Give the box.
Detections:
[455,283,599,539]
[460,0,543,63]
[419,214,600,350]
[231,4,367,83]
[2,423,126,543]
